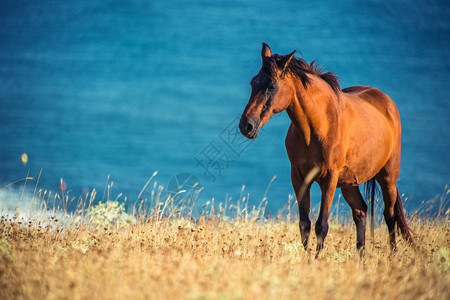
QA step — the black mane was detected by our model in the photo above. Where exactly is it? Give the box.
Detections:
[262,55,341,94]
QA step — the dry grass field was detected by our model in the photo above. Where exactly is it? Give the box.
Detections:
[0,184,449,299]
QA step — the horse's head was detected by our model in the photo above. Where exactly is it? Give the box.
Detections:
[239,43,296,139]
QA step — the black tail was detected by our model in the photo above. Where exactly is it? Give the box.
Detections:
[395,190,414,243]
[364,178,377,244]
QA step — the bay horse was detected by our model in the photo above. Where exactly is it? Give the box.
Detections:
[239,43,412,255]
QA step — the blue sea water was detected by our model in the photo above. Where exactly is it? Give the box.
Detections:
[0,0,449,214]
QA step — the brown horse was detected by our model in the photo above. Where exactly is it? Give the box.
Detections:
[239,43,412,255]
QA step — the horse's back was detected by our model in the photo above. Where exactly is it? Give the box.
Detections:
[342,86,372,94]
[343,86,394,107]
[342,86,400,129]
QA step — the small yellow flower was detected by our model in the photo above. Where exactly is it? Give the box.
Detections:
[21,153,28,165]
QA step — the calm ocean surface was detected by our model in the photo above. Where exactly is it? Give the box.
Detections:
[0,0,449,214]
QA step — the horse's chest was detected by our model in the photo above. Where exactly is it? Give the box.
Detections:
[285,126,328,168]
[286,141,325,172]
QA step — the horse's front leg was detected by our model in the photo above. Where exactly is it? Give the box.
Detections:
[291,167,312,250]
[315,173,339,257]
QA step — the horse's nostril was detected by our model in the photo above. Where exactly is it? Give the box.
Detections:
[239,118,257,137]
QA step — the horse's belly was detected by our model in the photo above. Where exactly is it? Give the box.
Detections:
[337,134,394,187]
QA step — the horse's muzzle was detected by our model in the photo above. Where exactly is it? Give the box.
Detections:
[239,117,259,139]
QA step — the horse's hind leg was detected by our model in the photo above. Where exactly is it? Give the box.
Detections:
[375,166,400,249]
[377,175,413,250]
[341,186,368,252]
[377,180,397,249]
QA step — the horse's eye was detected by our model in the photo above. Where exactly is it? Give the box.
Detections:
[267,83,277,92]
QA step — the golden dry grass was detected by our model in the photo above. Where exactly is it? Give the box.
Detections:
[0,212,448,300]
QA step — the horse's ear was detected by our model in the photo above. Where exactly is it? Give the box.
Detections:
[280,50,296,72]
[261,43,272,60]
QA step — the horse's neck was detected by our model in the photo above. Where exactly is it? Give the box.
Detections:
[286,76,341,145]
